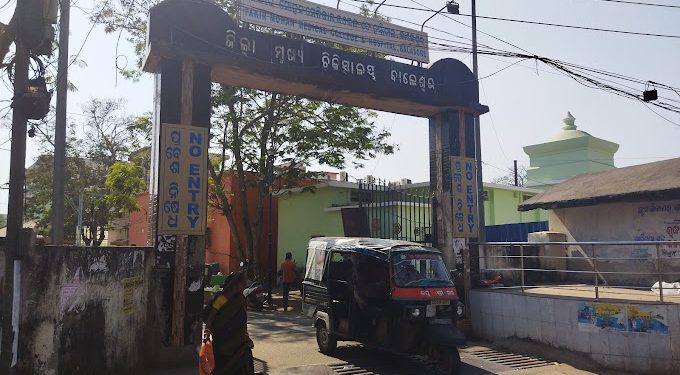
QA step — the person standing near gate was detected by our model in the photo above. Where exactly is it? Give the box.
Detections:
[280,252,296,311]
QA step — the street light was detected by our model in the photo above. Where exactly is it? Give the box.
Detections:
[421,1,459,32]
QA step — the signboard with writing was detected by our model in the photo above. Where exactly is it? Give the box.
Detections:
[239,0,429,63]
[145,1,487,118]
[158,123,208,235]
[451,156,478,237]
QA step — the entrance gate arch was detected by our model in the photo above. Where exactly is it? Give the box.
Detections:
[143,0,488,346]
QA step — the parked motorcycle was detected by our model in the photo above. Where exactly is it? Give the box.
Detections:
[240,260,267,311]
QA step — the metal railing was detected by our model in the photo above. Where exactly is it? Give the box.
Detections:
[479,241,680,302]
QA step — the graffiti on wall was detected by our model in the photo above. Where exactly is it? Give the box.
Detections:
[577,302,669,334]
[61,267,82,310]
[632,201,680,258]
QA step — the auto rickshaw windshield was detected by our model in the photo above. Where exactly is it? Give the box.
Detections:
[391,252,453,287]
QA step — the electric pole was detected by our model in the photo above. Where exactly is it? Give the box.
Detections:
[471,0,485,242]
[52,0,70,245]
[1,5,29,373]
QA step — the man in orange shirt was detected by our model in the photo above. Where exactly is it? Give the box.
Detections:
[280,252,296,311]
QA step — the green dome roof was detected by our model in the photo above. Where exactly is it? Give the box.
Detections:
[548,112,592,141]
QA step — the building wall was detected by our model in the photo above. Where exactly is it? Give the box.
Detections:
[212,174,278,276]
[106,216,131,246]
[277,186,346,267]
[527,147,616,188]
[128,192,150,246]
[277,183,548,270]
[11,241,154,374]
[550,199,680,244]
[129,175,278,276]
[483,186,546,225]
[206,206,233,273]
[470,290,680,374]
[547,199,680,285]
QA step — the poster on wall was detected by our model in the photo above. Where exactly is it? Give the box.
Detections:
[577,302,626,331]
[577,302,669,334]
[627,305,669,334]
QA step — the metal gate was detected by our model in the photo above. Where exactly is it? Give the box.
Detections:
[356,179,432,245]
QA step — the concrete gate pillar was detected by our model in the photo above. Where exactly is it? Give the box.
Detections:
[148,58,211,346]
[429,109,481,287]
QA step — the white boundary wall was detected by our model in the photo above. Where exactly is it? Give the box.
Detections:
[470,289,680,374]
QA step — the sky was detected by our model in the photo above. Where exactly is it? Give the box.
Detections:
[1,0,679,213]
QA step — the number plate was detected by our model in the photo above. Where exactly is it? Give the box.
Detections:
[431,299,450,306]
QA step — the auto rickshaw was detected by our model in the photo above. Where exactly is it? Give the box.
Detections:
[302,237,464,375]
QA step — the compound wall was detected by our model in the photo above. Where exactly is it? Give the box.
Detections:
[6,239,156,374]
[470,289,680,374]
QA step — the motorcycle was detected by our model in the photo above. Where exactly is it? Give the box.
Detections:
[240,260,267,311]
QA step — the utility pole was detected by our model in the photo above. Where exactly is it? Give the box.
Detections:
[52,0,70,245]
[1,4,29,372]
[514,160,519,186]
[76,191,83,246]
[471,0,485,242]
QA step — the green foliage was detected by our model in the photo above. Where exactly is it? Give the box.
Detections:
[25,98,150,245]
[209,86,395,275]
[105,162,146,214]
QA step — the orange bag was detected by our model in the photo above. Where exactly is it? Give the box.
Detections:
[199,339,215,375]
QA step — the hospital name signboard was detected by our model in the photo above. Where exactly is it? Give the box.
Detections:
[158,123,208,235]
[451,156,478,238]
[145,0,486,117]
[239,0,429,63]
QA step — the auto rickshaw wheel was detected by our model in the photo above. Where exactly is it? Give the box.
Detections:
[316,321,337,354]
[432,346,461,375]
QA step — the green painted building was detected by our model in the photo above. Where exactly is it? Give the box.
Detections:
[523,112,619,190]
[277,112,618,266]
[276,180,546,266]
[483,182,545,225]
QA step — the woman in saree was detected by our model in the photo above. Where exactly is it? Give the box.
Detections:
[203,272,255,375]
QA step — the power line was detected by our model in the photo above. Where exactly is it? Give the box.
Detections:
[69,22,96,67]
[587,0,680,9]
[644,102,680,127]
[453,12,680,39]
[347,0,680,39]
[406,0,534,55]
[200,2,680,119]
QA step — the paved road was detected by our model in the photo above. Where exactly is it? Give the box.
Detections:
[248,310,589,375]
[153,309,601,375]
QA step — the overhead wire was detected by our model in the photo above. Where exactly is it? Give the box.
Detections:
[347,0,680,38]
[404,0,534,55]
[231,1,680,118]
[585,0,680,9]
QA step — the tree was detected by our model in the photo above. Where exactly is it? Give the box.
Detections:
[491,164,528,187]
[25,98,148,245]
[208,87,393,275]
[92,0,395,275]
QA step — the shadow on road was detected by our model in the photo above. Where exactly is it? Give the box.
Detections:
[254,357,270,374]
[249,311,315,342]
[329,344,495,375]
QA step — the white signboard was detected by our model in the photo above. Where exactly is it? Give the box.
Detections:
[239,0,429,63]
[158,123,209,235]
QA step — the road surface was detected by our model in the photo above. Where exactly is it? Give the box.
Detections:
[153,309,611,374]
